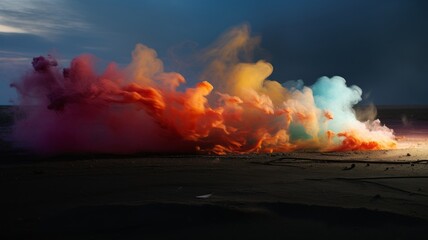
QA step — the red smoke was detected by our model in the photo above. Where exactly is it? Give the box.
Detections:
[10,26,396,154]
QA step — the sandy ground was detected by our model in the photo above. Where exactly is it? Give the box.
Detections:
[1,106,428,239]
[1,136,428,239]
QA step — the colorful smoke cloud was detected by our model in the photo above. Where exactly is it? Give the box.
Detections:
[10,25,396,154]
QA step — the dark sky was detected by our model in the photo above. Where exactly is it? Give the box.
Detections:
[1,0,427,105]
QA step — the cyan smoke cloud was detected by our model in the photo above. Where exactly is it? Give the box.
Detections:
[10,25,396,154]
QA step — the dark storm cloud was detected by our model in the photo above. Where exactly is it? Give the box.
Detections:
[1,0,427,105]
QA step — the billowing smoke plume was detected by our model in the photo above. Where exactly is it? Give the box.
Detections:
[10,25,396,154]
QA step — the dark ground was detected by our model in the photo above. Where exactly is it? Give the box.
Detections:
[1,106,428,239]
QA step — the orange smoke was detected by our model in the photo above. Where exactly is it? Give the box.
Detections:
[11,25,396,154]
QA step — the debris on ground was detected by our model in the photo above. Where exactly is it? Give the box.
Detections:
[196,193,212,199]
[342,163,355,171]
[371,194,382,201]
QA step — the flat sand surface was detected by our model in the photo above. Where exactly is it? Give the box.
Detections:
[1,137,428,239]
